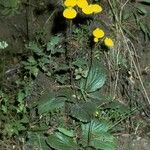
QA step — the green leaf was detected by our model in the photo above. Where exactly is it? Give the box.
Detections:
[71,102,96,122]
[4,121,26,136]
[20,116,29,123]
[80,60,106,93]
[72,58,87,68]
[55,64,70,71]
[47,36,61,53]
[31,67,39,77]
[81,120,116,150]
[26,132,50,150]
[27,56,37,65]
[17,90,25,103]
[139,22,150,41]
[27,42,43,56]
[57,88,77,102]
[15,121,26,131]
[38,92,66,114]
[52,47,65,54]
[104,101,129,116]
[39,57,50,64]
[47,132,78,150]
[87,93,112,109]
[57,128,74,137]
[136,4,147,15]
[2,105,7,113]
[139,0,150,4]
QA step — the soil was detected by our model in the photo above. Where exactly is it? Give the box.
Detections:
[117,134,150,150]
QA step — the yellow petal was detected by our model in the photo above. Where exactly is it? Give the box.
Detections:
[90,4,102,13]
[76,0,88,8]
[104,37,114,47]
[64,0,77,7]
[94,37,99,43]
[63,8,77,19]
[93,28,105,38]
[82,5,93,15]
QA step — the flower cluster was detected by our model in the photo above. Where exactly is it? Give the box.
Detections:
[63,0,102,19]
[62,0,114,47]
[92,28,114,47]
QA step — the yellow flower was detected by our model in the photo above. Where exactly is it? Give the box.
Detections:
[76,0,88,8]
[81,4,102,15]
[64,0,77,7]
[82,5,93,14]
[93,28,105,38]
[94,37,99,43]
[63,7,77,19]
[104,37,114,47]
[90,4,102,13]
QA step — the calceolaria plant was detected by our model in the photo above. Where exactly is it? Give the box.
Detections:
[0,1,127,150]
[31,1,117,150]
[22,1,118,150]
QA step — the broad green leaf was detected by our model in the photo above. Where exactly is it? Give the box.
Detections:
[87,91,112,105]
[136,4,147,15]
[139,0,150,3]
[104,101,129,114]
[71,102,96,122]
[81,120,116,150]
[91,133,116,150]
[80,60,106,93]
[25,132,50,150]
[47,132,78,150]
[38,92,66,114]
[139,22,150,41]
[57,88,76,102]
[103,101,130,120]
[57,127,74,137]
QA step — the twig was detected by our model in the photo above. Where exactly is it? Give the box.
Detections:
[107,0,150,105]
